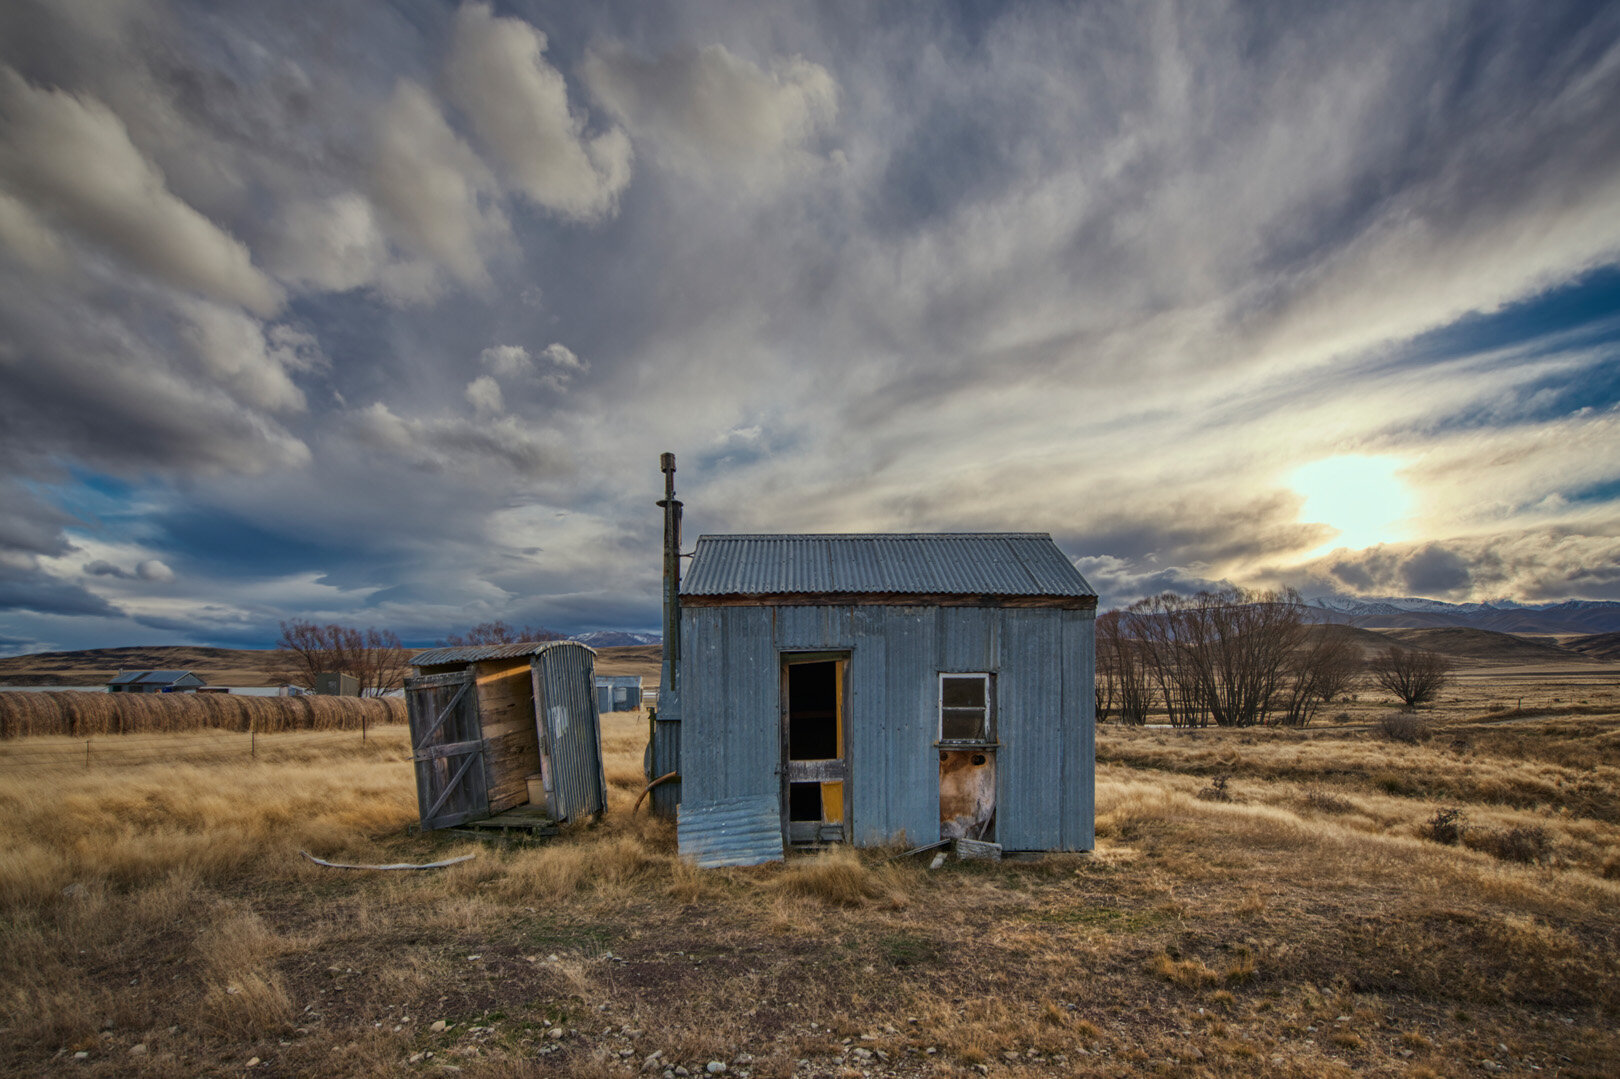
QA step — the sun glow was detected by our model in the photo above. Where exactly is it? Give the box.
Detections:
[1290,454,1414,555]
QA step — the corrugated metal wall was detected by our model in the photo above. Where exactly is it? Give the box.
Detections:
[532,643,607,822]
[678,603,1094,853]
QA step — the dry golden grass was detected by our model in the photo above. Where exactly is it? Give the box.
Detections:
[1,682,1618,1077]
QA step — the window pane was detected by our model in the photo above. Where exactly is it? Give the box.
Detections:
[942,707,986,742]
[941,676,985,709]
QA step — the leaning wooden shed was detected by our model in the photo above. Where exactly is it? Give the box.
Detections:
[405,641,606,835]
[670,532,1097,868]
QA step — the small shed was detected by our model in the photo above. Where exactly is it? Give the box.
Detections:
[314,671,360,697]
[405,641,606,834]
[668,533,1097,867]
[595,675,643,713]
[107,670,205,693]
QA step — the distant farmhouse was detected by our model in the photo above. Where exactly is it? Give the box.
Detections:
[107,670,206,693]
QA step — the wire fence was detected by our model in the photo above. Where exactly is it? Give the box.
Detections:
[0,724,412,773]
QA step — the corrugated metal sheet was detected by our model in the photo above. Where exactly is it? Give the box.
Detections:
[678,795,784,867]
[532,644,606,822]
[108,670,201,685]
[681,533,1096,597]
[410,641,595,667]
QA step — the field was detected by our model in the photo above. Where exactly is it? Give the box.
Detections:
[0,651,1617,1078]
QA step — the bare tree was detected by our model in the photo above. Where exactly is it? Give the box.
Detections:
[272,620,407,697]
[441,620,564,646]
[1370,646,1452,708]
[1125,589,1310,728]
[1097,609,1152,725]
[1276,624,1360,726]
[1127,593,1207,727]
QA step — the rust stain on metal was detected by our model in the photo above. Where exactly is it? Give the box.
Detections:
[939,748,995,840]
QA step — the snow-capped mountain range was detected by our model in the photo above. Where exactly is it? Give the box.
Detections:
[1305,596,1620,635]
[570,630,663,648]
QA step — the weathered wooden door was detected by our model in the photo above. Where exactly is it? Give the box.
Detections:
[406,670,486,830]
[781,654,849,844]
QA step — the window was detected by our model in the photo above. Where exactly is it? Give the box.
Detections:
[939,673,994,744]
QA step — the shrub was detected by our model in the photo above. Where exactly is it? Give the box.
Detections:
[1303,790,1355,814]
[1378,711,1431,743]
[1465,825,1553,865]
[1421,808,1466,845]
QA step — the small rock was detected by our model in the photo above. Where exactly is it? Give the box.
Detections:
[247,1058,260,1067]
[409,1053,425,1063]
[73,1052,89,1060]
[643,1053,663,1072]
[62,882,86,898]
[130,1044,147,1056]
[706,1063,727,1075]
[674,1068,690,1077]
[431,1021,448,1033]
[547,1027,565,1040]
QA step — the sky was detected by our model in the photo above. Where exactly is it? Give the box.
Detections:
[2,0,1619,654]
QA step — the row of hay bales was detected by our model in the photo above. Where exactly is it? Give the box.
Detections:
[0,691,407,739]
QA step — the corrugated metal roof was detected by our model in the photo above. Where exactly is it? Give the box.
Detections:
[678,795,784,868]
[681,533,1096,598]
[409,640,595,667]
[108,670,199,684]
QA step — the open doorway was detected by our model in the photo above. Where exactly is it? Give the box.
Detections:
[781,654,848,844]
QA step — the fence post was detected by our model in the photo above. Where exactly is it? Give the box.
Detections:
[362,708,367,743]
[251,728,256,758]
[86,738,90,769]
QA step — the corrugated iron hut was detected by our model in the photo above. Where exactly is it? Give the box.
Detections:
[664,522,1097,868]
[405,641,606,834]
[595,675,643,713]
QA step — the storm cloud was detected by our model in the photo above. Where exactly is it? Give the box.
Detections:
[1,0,1618,652]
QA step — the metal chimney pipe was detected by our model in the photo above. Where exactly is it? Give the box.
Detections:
[656,452,682,697]
[649,452,683,818]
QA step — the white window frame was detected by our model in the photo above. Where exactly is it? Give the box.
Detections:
[938,672,994,745]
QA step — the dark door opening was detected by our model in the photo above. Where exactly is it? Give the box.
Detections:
[781,655,848,844]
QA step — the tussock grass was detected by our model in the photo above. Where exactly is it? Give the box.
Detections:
[767,846,912,909]
[3,678,1619,1075]
[0,689,404,738]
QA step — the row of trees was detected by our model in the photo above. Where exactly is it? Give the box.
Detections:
[1094,588,1451,727]
[271,619,567,696]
